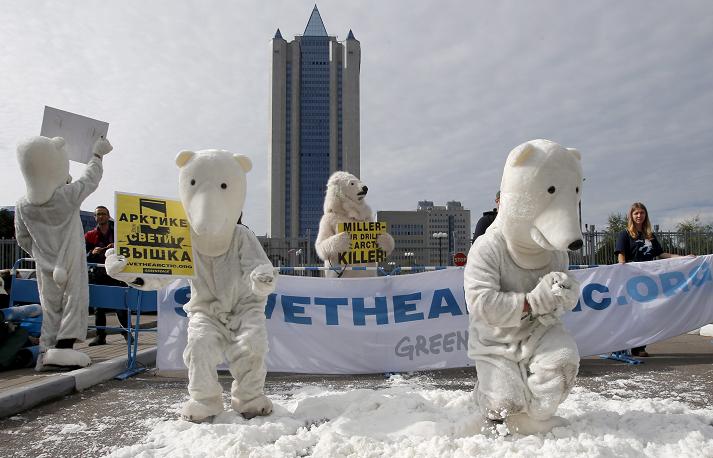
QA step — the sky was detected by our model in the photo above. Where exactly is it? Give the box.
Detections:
[1,0,712,234]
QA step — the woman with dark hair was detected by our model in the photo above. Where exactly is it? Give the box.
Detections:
[614,202,683,357]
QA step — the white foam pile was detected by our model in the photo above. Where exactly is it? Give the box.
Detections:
[107,375,713,457]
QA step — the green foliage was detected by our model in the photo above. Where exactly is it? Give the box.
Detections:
[674,215,713,255]
[606,212,628,235]
[593,212,627,264]
[0,209,14,239]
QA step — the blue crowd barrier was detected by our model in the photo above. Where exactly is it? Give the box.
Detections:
[8,258,157,378]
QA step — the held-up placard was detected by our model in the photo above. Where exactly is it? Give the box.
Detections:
[337,221,388,264]
[114,192,194,278]
[40,106,109,163]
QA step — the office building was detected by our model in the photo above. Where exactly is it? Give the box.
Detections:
[378,201,471,266]
[269,6,361,239]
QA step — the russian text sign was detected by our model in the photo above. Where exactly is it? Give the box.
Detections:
[114,192,194,278]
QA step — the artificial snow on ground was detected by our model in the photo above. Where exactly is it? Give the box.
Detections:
[107,375,713,458]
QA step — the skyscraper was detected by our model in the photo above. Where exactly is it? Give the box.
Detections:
[269,6,361,239]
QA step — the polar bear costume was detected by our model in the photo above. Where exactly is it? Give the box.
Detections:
[465,139,583,435]
[315,171,395,278]
[106,149,277,422]
[14,136,112,369]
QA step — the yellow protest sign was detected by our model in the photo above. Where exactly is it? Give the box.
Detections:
[114,192,194,277]
[337,221,387,265]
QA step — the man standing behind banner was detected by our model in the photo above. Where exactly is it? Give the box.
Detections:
[85,206,129,346]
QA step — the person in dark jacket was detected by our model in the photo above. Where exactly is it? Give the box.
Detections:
[471,191,500,243]
[85,206,128,346]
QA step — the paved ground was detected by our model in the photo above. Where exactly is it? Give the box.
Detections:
[0,333,711,457]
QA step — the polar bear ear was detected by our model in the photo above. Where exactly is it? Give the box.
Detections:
[234,154,252,173]
[175,150,195,168]
[51,137,66,149]
[566,147,581,161]
[509,143,535,167]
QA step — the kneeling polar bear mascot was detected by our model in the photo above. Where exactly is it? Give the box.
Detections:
[465,139,583,435]
[315,171,394,277]
[106,149,277,422]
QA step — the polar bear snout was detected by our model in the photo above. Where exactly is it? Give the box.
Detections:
[568,239,583,251]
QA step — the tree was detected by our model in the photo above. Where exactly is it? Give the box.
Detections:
[0,209,14,239]
[675,215,713,255]
[594,212,627,264]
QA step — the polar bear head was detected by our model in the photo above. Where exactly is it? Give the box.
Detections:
[175,149,252,239]
[324,171,373,220]
[498,139,583,259]
[16,136,71,205]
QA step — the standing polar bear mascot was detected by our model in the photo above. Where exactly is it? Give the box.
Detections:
[106,149,277,422]
[315,171,394,277]
[465,139,583,435]
[15,136,112,370]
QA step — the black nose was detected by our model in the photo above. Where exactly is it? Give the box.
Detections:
[362,186,368,193]
[568,239,583,251]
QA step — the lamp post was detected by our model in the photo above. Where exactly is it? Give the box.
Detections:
[404,251,414,267]
[432,232,447,266]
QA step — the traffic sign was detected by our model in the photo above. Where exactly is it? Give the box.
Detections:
[453,252,467,266]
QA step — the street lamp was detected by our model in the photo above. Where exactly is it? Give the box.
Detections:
[404,251,414,267]
[432,232,447,266]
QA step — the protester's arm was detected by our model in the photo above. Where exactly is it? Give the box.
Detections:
[13,211,33,255]
[614,231,628,264]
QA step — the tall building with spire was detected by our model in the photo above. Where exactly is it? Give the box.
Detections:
[269,6,361,239]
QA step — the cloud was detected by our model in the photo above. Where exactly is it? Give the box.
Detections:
[1,0,711,236]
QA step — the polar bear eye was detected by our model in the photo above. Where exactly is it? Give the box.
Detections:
[547,186,556,194]
[190,179,196,186]
[576,187,579,193]
[221,183,227,189]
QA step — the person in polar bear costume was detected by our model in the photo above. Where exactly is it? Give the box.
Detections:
[315,171,395,278]
[465,139,583,435]
[105,149,277,422]
[14,136,113,370]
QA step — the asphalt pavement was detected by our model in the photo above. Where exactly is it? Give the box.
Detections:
[0,333,711,458]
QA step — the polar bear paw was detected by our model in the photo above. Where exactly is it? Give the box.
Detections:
[232,394,273,419]
[505,413,569,435]
[181,397,224,423]
[377,233,395,255]
[250,265,278,297]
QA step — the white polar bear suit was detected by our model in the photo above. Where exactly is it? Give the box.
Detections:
[14,137,105,351]
[106,149,276,421]
[315,171,394,278]
[183,224,274,418]
[465,139,583,428]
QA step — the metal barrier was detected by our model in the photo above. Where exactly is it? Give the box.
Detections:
[8,258,157,378]
[3,231,712,271]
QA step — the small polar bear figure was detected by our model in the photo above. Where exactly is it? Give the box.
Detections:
[106,149,277,422]
[465,139,583,435]
[315,171,395,278]
[15,136,113,370]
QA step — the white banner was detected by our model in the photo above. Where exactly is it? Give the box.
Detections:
[157,255,713,374]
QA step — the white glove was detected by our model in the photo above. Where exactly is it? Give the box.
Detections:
[526,272,579,317]
[250,264,278,297]
[377,233,395,254]
[104,248,139,283]
[92,137,113,157]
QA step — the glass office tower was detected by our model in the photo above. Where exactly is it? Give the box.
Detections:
[269,6,361,239]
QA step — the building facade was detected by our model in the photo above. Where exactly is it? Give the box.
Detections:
[269,6,361,240]
[377,201,471,267]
